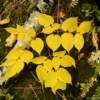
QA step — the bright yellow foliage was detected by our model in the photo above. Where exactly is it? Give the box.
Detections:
[4,60,24,81]
[77,21,92,34]
[5,25,36,45]
[35,56,73,93]
[45,70,58,88]
[42,23,60,34]
[31,56,47,64]
[46,34,61,52]
[1,47,33,81]
[62,17,78,32]
[6,47,24,60]
[43,59,53,71]
[52,57,61,70]
[61,33,74,53]
[61,55,76,67]
[52,23,60,31]
[53,50,66,58]
[5,27,18,35]
[0,60,15,67]
[52,80,66,93]
[31,38,44,54]
[0,13,92,94]
[57,68,72,83]
[37,13,54,27]
[74,33,84,52]
[36,65,47,83]
[42,26,53,34]
[20,50,33,64]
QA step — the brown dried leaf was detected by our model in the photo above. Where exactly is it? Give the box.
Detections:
[92,32,98,50]
[57,9,65,18]
[78,53,85,60]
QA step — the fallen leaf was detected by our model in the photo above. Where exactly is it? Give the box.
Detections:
[92,32,98,50]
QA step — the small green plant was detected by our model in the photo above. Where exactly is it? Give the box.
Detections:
[0,89,14,100]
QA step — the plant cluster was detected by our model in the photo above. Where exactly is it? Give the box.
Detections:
[0,13,92,93]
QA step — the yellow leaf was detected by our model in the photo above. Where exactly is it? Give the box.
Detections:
[15,25,25,40]
[23,28,36,43]
[62,17,78,32]
[31,38,44,54]
[42,23,60,34]
[36,65,43,82]
[45,70,57,88]
[61,33,74,53]
[61,55,75,67]
[57,68,72,84]
[20,50,33,64]
[31,56,47,64]
[52,23,60,31]
[15,60,24,74]
[52,57,61,70]
[46,34,61,52]
[74,33,84,52]
[6,25,36,42]
[36,65,47,83]
[0,60,16,68]
[52,80,66,93]
[5,47,33,64]
[5,27,17,35]
[17,25,36,41]
[53,50,66,58]
[42,26,53,34]
[37,13,54,27]
[77,21,92,34]
[16,24,25,33]
[4,60,24,81]
[6,47,23,60]
[6,25,24,38]
[43,59,53,71]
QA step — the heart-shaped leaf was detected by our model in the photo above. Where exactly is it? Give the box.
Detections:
[61,33,74,53]
[31,38,44,54]
[46,34,61,52]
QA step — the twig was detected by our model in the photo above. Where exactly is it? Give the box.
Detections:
[29,84,40,100]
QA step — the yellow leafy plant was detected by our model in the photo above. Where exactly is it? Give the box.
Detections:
[0,13,92,94]
[0,47,33,81]
[5,24,36,47]
[34,55,73,93]
[37,13,60,34]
